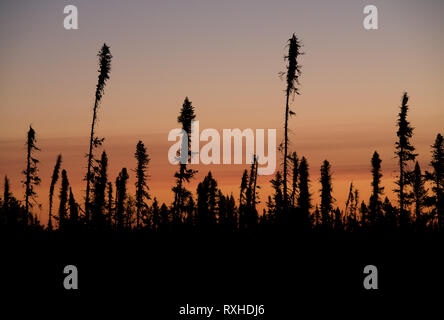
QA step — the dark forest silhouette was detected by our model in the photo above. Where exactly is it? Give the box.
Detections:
[0,36,443,233]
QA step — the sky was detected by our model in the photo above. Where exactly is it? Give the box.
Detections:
[0,0,443,225]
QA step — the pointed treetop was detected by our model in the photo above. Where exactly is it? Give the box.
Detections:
[95,43,112,102]
[285,33,303,96]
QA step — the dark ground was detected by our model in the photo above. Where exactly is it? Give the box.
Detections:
[1,232,442,317]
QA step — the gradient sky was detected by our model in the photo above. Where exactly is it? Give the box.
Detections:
[0,0,443,225]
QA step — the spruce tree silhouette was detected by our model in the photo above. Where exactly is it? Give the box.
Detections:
[426,133,444,230]
[2,176,16,227]
[151,198,160,231]
[313,205,320,228]
[395,92,417,227]
[345,183,353,229]
[281,34,303,209]
[68,187,79,231]
[333,207,342,231]
[85,43,112,222]
[58,169,69,231]
[289,152,299,208]
[369,151,384,228]
[263,196,273,226]
[106,182,113,228]
[297,157,312,225]
[382,196,397,230]
[319,160,333,229]
[222,194,236,231]
[250,156,259,212]
[238,169,249,229]
[412,161,427,230]
[360,201,369,228]
[159,203,170,231]
[244,157,259,229]
[3,176,10,214]
[125,196,136,229]
[48,154,62,231]
[269,171,284,221]
[114,179,119,229]
[1,176,28,229]
[184,195,195,228]
[172,97,197,225]
[92,151,108,230]
[239,170,248,206]
[196,171,219,229]
[134,140,151,229]
[1,176,11,227]
[345,183,359,231]
[217,190,236,232]
[22,125,41,226]
[218,191,228,230]
[115,168,129,231]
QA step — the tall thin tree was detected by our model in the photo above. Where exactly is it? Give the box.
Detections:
[92,151,108,230]
[244,157,259,228]
[319,160,334,227]
[369,151,384,226]
[68,187,79,229]
[289,152,299,208]
[196,171,219,228]
[3,176,10,211]
[246,156,259,209]
[239,169,248,207]
[297,157,312,220]
[22,125,41,225]
[270,171,284,219]
[85,43,112,221]
[106,182,113,227]
[251,156,259,210]
[426,133,444,229]
[172,97,196,223]
[412,161,427,228]
[48,154,62,231]
[58,169,69,231]
[281,34,303,208]
[345,182,359,231]
[394,92,417,219]
[115,168,129,231]
[134,141,151,229]
[151,198,160,231]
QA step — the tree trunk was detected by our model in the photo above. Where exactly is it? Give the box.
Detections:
[25,141,31,226]
[252,158,258,210]
[85,100,99,222]
[283,91,290,208]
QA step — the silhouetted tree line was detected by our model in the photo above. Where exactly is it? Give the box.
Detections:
[0,38,443,233]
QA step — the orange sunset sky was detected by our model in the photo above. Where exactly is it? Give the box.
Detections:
[0,0,443,225]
